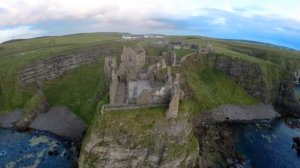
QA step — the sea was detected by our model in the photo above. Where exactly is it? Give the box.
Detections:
[0,128,77,168]
[234,120,300,168]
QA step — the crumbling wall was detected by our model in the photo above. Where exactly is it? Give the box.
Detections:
[166,73,181,119]
[152,85,172,104]
[109,70,119,104]
[104,56,117,79]
[20,47,116,84]
[162,50,176,66]
[165,93,180,119]
[136,90,153,105]
[101,103,168,114]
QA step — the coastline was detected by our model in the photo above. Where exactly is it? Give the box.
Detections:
[195,103,280,125]
[194,103,282,167]
[0,106,86,143]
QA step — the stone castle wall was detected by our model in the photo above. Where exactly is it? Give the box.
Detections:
[109,70,119,104]
[101,103,168,114]
[19,47,117,84]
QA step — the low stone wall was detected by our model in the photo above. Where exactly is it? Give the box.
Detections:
[101,103,168,114]
[19,46,117,84]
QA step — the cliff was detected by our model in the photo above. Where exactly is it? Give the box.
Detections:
[183,53,300,116]
[19,45,118,85]
[79,108,199,168]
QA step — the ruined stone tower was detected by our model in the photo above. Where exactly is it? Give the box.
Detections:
[118,44,146,81]
[162,47,176,66]
[104,56,117,79]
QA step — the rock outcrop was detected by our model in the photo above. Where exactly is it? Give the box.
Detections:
[79,109,199,168]
[15,91,50,131]
[19,45,117,85]
[29,106,87,143]
[196,104,280,123]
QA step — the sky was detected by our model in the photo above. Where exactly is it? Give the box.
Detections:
[0,0,300,49]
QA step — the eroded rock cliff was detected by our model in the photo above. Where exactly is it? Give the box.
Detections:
[185,53,300,116]
[79,108,199,168]
[19,45,118,85]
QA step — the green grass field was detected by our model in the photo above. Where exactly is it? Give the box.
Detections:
[175,49,194,58]
[168,36,300,69]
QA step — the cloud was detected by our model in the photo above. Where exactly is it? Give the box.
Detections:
[0,26,45,43]
[274,27,285,32]
[0,0,300,50]
[0,0,206,27]
[212,17,226,25]
[1,0,300,27]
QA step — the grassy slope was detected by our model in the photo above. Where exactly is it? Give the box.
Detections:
[181,66,258,115]
[44,62,108,125]
[175,49,194,58]
[0,33,121,115]
[168,36,300,114]
[168,36,300,68]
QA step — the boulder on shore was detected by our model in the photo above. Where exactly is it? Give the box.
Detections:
[29,106,87,143]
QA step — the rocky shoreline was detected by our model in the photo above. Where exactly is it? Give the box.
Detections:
[29,106,87,143]
[195,123,245,167]
[194,103,282,167]
[0,106,86,143]
[196,103,280,124]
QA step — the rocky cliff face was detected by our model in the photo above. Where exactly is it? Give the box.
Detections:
[188,53,300,116]
[79,108,199,168]
[19,45,118,85]
[275,78,300,116]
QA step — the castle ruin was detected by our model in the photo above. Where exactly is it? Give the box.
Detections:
[103,44,183,119]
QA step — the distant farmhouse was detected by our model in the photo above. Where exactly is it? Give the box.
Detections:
[170,41,213,54]
[122,34,165,40]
